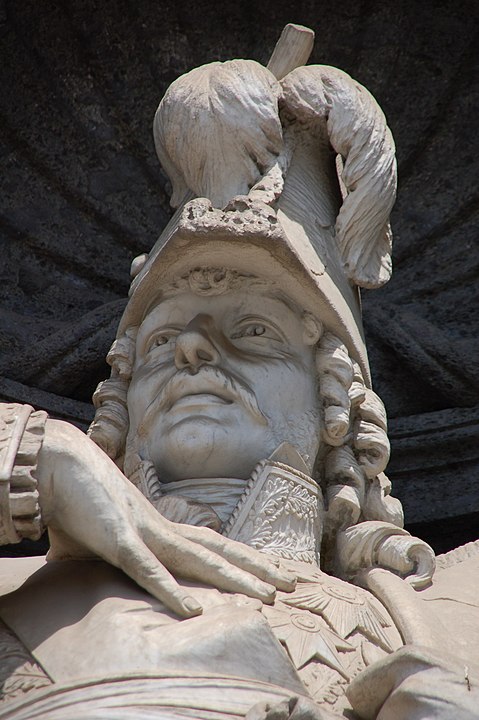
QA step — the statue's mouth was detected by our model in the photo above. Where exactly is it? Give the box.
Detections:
[165,374,237,410]
[171,392,232,409]
[146,365,267,425]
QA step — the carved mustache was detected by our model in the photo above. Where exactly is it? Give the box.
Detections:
[140,365,267,429]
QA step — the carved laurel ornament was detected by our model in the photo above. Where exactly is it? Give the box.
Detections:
[222,459,322,563]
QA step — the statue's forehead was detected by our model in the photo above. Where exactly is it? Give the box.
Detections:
[137,287,304,334]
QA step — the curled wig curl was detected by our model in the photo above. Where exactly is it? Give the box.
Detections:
[316,331,403,571]
[87,328,137,464]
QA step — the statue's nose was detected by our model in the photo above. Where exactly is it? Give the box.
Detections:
[174,314,221,371]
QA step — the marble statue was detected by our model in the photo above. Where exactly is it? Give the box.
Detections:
[1,23,479,720]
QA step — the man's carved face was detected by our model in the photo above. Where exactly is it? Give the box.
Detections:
[126,288,321,481]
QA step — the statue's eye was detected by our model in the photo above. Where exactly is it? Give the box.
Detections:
[145,332,177,354]
[154,335,170,346]
[244,324,266,337]
[231,323,272,340]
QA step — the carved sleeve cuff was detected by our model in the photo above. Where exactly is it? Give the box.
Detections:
[0,404,47,544]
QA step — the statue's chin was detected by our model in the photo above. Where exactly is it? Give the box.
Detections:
[139,407,321,482]
[149,441,260,484]
[147,416,276,483]
[153,449,260,484]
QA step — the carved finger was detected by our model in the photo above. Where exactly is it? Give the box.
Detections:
[144,527,277,602]
[112,533,203,618]
[172,523,297,591]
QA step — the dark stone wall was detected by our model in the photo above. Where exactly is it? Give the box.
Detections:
[1,0,478,554]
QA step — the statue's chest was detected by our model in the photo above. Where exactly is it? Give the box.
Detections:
[262,567,403,715]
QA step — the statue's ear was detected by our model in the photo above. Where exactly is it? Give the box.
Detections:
[281,65,397,289]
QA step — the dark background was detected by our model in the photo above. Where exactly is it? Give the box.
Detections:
[1,0,478,556]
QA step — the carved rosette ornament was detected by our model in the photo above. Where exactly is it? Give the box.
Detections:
[262,570,402,715]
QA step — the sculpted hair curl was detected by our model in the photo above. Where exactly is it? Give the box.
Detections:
[87,329,137,464]
[315,331,403,570]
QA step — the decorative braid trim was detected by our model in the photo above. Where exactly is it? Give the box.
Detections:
[222,459,320,563]
[221,459,315,537]
[0,404,47,544]
[220,459,268,537]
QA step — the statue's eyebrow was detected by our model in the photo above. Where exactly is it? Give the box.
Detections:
[136,308,186,352]
[262,290,304,316]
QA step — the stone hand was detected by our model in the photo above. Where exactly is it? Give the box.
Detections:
[347,645,479,720]
[35,419,296,618]
[245,696,339,720]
